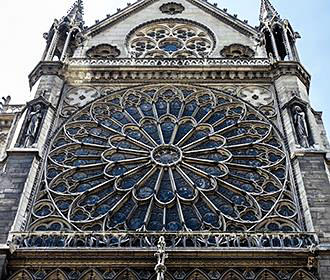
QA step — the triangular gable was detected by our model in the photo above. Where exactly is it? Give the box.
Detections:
[85,0,257,38]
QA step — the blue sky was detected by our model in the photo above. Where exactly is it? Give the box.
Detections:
[1,0,329,134]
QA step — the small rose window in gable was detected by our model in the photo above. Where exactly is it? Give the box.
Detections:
[220,44,255,59]
[127,20,215,58]
[160,2,185,15]
[86,44,121,59]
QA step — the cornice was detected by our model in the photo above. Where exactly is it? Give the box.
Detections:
[28,59,311,91]
[8,249,314,269]
[85,0,257,38]
[62,59,310,89]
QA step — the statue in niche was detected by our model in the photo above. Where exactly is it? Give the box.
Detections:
[24,104,43,148]
[293,105,310,148]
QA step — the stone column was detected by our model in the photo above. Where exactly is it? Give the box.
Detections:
[268,27,280,60]
[60,29,73,61]
[45,28,60,61]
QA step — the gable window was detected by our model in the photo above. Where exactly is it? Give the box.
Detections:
[127,20,215,58]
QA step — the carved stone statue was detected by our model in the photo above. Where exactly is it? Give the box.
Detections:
[154,236,168,280]
[293,105,310,148]
[24,104,43,148]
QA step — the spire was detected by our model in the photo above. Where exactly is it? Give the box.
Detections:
[62,0,85,28]
[259,0,280,23]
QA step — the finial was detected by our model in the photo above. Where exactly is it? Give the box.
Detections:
[63,0,85,28]
[259,0,280,23]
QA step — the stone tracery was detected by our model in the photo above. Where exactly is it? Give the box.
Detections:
[127,20,215,58]
[28,85,300,233]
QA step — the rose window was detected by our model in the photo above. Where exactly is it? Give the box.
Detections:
[30,85,301,233]
[127,20,215,58]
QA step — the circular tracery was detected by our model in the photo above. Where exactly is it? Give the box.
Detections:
[127,20,215,58]
[30,85,301,233]
[152,145,182,166]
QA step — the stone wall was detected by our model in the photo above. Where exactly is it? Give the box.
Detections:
[0,153,34,243]
[297,154,330,279]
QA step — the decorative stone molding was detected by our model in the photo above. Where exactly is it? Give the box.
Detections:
[160,2,185,15]
[63,60,311,90]
[7,267,319,280]
[86,44,120,59]
[68,58,270,67]
[220,44,255,59]
[9,231,318,250]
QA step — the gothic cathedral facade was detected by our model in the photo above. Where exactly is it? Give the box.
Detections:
[0,0,330,279]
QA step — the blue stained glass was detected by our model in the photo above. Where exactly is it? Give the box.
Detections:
[110,165,127,176]
[76,183,91,192]
[96,204,111,215]
[128,130,143,140]
[279,205,294,217]
[161,43,181,52]
[269,153,282,162]
[129,218,144,229]
[259,200,274,211]
[174,122,193,144]
[137,186,154,199]
[170,99,182,116]
[242,211,258,221]
[141,103,153,116]
[203,213,218,225]
[128,204,148,229]
[173,170,194,199]
[194,105,212,122]
[264,182,278,192]
[72,172,88,181]
[167,221,182,231]
[126,107,142,122]
[86,195,100,205]
[72,211,88,221]
[183,101,197,116]
[147,206,163,231]
[156,100,167,116]
[49,223,62,231]
[267,223,280,231]
[54,183,67,193]
[57,200,71,210]
[36,206,52,217]
[161,121,175,144]
[47,169,60,180]
[274,168,286,179]
[158,171,174,203]
[45,86,290,233]
[207,111,225,125]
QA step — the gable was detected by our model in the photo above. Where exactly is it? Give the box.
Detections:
[78,0,260,59]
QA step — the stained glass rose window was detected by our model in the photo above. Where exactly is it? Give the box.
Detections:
[30,85,300,233]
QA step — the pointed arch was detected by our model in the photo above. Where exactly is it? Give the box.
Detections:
[114,269,138,280]
[150,272,174,280]
[220,270,244,280]
[79,269,103,280]
[256,269,279,280]
[186,269,209,280]
[291,269,316,280]
[45,269,68,280]
[8,270,34,280]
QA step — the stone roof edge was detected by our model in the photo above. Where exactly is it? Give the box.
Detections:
[84,0,258,38]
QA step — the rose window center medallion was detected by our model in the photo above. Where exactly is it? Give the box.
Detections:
[152,145,182,166]
[31,85,301,234]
